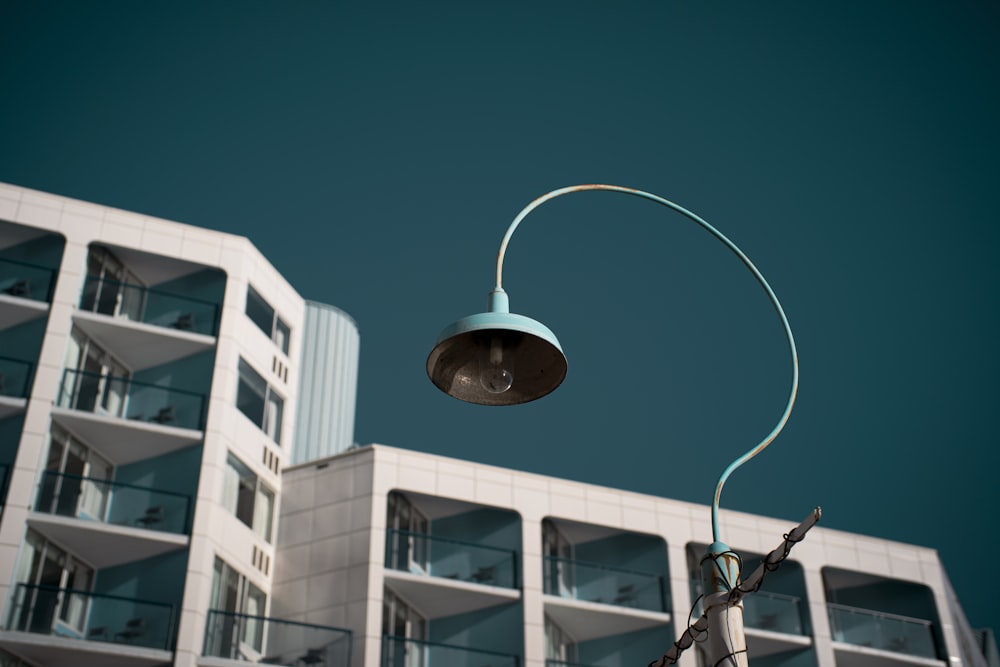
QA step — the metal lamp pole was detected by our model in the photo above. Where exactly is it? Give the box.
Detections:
[426,184,813,666]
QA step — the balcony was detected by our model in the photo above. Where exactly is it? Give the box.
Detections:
[58,368,206,430]
[689,586,811,658]
[27,471,190,567]
[545,556,665,612]
[74,276,218,371]
[382,636,519,667]
[73,311,216,372]
[52,369,205,464]
[0,257,56,304]
[689,581,808,635]
[383,529,521,618]
[828,603,942,664]
[81,274,221,337]
[1,583,174,667]
[742,591,805,635]
[386,529,518,588]
[543,557,670,643]
[201,611,351,666]
[35,470,192,535]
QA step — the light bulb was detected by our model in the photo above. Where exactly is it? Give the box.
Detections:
[479,335,514,394]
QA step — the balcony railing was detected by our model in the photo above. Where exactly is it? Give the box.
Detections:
[57,368,207,430]
[744,591,804,635]
[80,275,220,336]
[6,583,175,651]
[0,257,56,303]
[35,470,192,535]
[544,557,666,613]
[0,356,34,398]
[382,636,520,667]
[828,603,939,659]
[385,529,519,589]
[690,583,805,635]
[204,610,352,665]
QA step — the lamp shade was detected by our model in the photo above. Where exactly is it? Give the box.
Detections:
[426,310,567,405]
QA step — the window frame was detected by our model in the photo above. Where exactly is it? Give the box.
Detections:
[236,358,284,445]
[209,557,268,654]
[18,530,96,635]
[223,452,276,543]
[245,285,291,355]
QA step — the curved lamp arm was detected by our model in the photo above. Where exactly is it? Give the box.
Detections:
[494,184,799,543]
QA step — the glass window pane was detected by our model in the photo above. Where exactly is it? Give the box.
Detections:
[223,562,240,613]
[274,318,290,355]
[226,453,258,530]
[236,475,255,527]
[210,558,224,609]
[244,582,267,651]
[236,359,266,427]
[254,485,274,543]
[264,390,283,444]
[245,286,274,338]
[222,459,240,515]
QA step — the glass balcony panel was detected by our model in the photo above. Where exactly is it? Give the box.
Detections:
[828,603,937,659]
[690,580,804,635]
[544,556,665,612]
[80,275,220,336]
[0,258,56,302]
[382,636,519,667]
[57,369,206,430]
[741,591,804,635]
[5,583,174,650]
[0,356,33,398]
[35,471,191,535]
[385,529,518,589]
[203,610,352,665]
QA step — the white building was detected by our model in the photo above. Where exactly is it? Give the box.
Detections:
[0,182,358,667]
[0,182,994,667]
[273,444,996,667]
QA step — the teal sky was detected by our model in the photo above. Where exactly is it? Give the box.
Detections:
[2,1,998,637]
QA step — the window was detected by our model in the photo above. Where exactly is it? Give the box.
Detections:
[545,616,577,663]
[223,453,275,542]
[208,558,267,656]
[246,286,290,355]
[236,359,284,444]
[382,589,427,667]
[13,530,94,635]
[80,245,145,321]
[61,328,130,417]
[386,493,429,574]
[542,520,574,597]
[382,589,426,639]
[37,425,114,520]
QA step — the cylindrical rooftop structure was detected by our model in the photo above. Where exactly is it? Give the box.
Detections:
[291,300,360,464]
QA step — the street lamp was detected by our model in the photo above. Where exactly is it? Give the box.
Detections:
[427,184,811,666]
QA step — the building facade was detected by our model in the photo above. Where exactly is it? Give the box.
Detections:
[273,444,995,667]
[0,182,358,667]
[0,182,994,667]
